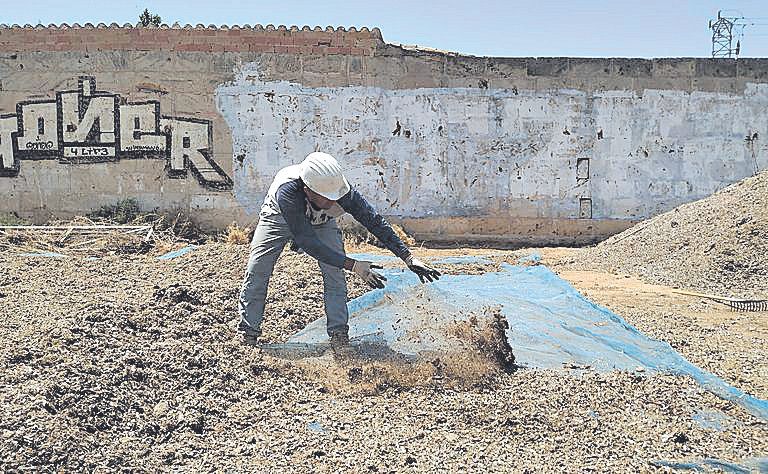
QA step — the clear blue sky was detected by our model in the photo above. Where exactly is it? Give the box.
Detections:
[1,0,768,57]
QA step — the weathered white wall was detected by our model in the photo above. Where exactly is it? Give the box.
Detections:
[591,87,768,218]
[217,64,586,220]
[2,44,768,243]
[216,63,768,223]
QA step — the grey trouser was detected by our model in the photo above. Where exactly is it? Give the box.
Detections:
[238,214,349,338]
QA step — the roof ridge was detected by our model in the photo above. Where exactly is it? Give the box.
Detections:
[0,22,382,38]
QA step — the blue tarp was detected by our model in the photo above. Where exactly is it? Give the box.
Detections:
[651,457,768,473]
[18,246,197,260]
[288,258,768,421]
[156,245,197,260]
[692,410,739,431]
[19,251,68,258]
[431,255,494,265]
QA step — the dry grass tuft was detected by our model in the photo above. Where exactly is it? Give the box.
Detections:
[392,223,416,246]
[225,222,251,245]
[343,222,416,249]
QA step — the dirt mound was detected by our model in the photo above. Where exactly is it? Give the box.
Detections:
[577,171,768,298]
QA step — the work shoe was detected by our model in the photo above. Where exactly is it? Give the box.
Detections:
[240,331,261,346]
[329,332,354,359]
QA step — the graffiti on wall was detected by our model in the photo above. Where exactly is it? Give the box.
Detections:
[0,76,232,191]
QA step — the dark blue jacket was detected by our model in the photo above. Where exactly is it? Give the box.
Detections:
[276,179,412,268]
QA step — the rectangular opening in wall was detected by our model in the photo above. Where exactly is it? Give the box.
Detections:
[576,157,590,181]
[579,198,592,219]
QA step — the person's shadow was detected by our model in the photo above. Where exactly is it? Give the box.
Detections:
[259,332,418,364]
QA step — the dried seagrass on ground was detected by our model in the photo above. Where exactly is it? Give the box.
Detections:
[0,244,766,471]
[567,171,768,299]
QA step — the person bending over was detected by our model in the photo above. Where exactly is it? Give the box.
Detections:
[238,152,440,346]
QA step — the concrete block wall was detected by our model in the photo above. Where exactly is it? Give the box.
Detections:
[0,24,766,244]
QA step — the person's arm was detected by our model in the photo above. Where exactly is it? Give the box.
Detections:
[337,188,441,283]
[337,188,412,261]
[276,180,352,269]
